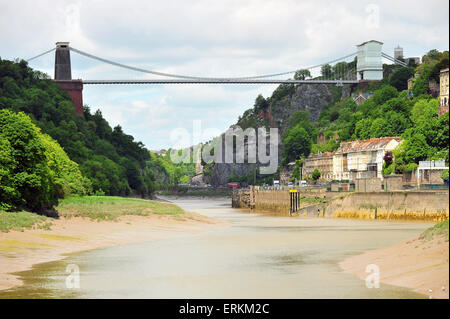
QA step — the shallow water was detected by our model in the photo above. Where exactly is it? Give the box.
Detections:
[0,198,430,298]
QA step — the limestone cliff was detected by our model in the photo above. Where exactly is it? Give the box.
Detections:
[207,83,352,186]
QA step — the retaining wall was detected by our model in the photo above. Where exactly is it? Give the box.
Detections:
[232,188,449,221]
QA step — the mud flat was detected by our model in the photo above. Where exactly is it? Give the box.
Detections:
[0,203,228,291]
[340,232,449,299]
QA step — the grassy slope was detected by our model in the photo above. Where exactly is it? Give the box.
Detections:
[0,211,52,233]
[420,219,449,241]
[0,196,185,232]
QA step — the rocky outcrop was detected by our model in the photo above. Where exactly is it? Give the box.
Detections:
[190,173,207,186]
[209,83,351,186]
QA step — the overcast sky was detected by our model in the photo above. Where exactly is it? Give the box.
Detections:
[1,0,449,150]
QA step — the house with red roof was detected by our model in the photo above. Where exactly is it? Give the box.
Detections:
[332,137,402,181]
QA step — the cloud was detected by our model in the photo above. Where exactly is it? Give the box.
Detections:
[1,0,448,149]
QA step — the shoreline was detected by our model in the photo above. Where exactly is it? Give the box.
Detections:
[339,234,449,299]
[0,209,229,292]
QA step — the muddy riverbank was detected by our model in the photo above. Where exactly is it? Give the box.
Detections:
[0,197,434,298]
[0,205,227,292]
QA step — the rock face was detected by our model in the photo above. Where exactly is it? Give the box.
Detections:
[190,174,207,186]
[209,83,350,186]
[269,84,337,132]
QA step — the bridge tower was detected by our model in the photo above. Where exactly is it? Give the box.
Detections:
[53,42,84,115]
[356,40,383,81]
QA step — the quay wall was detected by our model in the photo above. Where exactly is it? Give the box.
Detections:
[232,188,449,221]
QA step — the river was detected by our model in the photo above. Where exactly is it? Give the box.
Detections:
[0,197,430,298]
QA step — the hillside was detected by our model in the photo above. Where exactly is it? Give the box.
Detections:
[0,58,193,211]
[205,50,449,186]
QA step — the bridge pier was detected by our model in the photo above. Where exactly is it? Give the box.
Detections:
[53,42,84,115]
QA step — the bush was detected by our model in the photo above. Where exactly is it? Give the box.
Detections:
[405,162,418,173]
[0,109,89,210]
[0,109,55,210]
[382,163,394,176]
[311,168,321,181]
[442,170,449,182]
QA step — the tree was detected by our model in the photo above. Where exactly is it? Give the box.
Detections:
[282,124,312,165]
[311,168,321,181]
[372,85,398,105]
[253,94,268,111]
[294,69,311,80]
[321,64,333,78]
[355,118,372,140]
[290,160,303,181]
[389,67,414,91]
[402,132,430,163]
[0,110,55,210]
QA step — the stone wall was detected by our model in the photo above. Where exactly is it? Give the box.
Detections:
[355,178,382,192]
[382,175,403,190]
[233,187,449,221]
[304,191,449,221]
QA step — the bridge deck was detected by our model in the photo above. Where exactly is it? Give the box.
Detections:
[82,79,359,85]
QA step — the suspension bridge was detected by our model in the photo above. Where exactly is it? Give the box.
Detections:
[25,40,407,113]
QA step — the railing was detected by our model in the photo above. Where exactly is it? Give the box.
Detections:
[402,184,449,190]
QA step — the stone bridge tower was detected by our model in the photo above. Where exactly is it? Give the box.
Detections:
[53,42,84,115]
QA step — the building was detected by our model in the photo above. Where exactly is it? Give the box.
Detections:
[356,40,383,81]
[429,80,440,98]
[417,160,449,185]
[439,68,449,117]
[393,45,420,65]
[394,46,403,60]
[333,137,402,181]
[280,162,296,185]
[405,57,420,66]
[302,152,334,181]
[353,91,374,105]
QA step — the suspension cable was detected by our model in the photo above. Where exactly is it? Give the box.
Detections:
[25,45,359,80]
[26,48,56,62]
[381,52,407,66]
[69,46,357,80]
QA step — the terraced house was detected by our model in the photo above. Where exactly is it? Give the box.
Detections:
[332,137,402,181]
[302,152,334,181]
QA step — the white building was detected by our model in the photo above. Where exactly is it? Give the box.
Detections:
[356,40,383,81]
[333,137,402,181]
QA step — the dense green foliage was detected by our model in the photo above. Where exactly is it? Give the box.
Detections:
[230,50,448,184]
[296,50,449,176]
[243,49,449,182]
[0,109,87,210]
[0,58,167,201]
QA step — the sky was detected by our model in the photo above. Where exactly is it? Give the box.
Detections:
[0,0,449,150]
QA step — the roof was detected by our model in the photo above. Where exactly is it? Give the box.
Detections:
[357,40,383,47]
[305,151,334,160]
[336,137,401,153]
[353,92,373,101]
